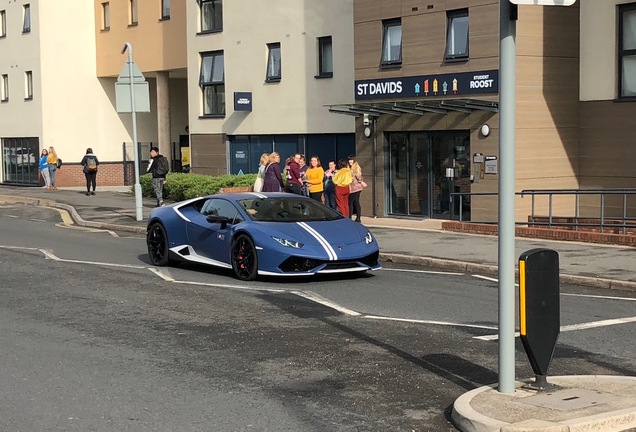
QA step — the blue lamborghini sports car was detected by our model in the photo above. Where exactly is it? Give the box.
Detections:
[146,192,381,281]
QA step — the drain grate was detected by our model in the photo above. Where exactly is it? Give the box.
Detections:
[519,388,621,411]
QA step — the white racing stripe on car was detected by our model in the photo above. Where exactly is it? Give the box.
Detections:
[297,222,337,261]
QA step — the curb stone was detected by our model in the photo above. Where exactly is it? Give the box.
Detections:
[380,253,636,292]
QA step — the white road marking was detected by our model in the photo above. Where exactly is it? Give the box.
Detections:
[2,244,634,342]
[471,274,519,286]
[4,214,19,218]
[382,268,464,276]
[474,316,636,341]
[39,249,60,260]
[563,293,636,302]
[291,290,361,316]
[148,267,175,282]
[364,315,498,330]
[30,248,144,269]
[30,218,48,223]
[173,279,286,293]
[472,275,636,302]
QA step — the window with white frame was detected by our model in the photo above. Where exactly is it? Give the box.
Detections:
[200,0,222,33]
[102,2,110,30]
[23,4,31,33]
[129,0,138,25]
[381,19,402,66]
[1,10,6,37]
[1,74,8,102]
[24,71,33,100]
[317,36,333,78]
[445,9,469,61]
[266,43,281,81]
[199,52,225,116]
[161,0,170,19]
[619,3,636,98]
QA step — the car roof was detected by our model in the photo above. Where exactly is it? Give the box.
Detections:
[209,192,304,201]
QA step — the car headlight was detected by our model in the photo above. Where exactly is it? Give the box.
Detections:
[272,236,304,249]
[365,232,374,244]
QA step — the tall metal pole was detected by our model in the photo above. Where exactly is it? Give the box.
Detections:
[498,0,517,394]
[122,42,143,221]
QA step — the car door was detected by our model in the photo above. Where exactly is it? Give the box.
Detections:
[185,198,242,264]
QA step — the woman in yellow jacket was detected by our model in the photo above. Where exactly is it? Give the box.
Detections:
[332,159,352,217]
[304,155,325,202]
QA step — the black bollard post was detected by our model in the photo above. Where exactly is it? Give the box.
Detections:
[518,248,560,391]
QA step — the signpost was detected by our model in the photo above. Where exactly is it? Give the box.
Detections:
[497,0,576,395]
[117,43,149,222]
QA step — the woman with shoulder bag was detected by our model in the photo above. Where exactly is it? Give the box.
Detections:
[262,152,284,192]
[348,155,365,223]
[253,153,269,192]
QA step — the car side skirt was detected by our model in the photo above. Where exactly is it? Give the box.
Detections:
[169,245,232,269]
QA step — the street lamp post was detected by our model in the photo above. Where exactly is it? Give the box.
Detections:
[498,0,517,394]
[121,42,143,222]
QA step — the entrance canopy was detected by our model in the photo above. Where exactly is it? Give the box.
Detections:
[327,99,498,117]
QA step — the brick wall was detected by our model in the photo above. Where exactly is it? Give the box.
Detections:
[442,221,636,247]
[53,163,126,187]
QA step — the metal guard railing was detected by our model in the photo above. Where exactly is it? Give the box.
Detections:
[450,189,636,234]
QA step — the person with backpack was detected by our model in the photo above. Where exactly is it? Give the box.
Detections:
[80,148,100,196]
[147,146,169,207]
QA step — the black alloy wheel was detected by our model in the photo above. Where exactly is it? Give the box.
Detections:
[231,234,258,281]
[147,222,171,266]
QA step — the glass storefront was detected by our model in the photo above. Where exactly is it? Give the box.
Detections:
[387,131,470,220]
[228,134,355,175]
[1,138,40,185]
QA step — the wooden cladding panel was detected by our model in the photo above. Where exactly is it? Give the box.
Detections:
[381,0,403,19]
[355,1,499,77]
[354,0,382,23]
[517,5,579,58]
[579,101,636,181]
[190,133,227,176]
[354,21,382,70]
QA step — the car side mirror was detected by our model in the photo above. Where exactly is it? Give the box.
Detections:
[206,214,229,229]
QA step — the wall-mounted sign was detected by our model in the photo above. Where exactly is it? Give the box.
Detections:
[234,92,252,112]
[354,70,499,101]
[485,156,498,174]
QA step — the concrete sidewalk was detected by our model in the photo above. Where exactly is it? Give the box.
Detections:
[1,185,635,432]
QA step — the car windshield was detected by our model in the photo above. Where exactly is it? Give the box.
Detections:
[237,197,343,222]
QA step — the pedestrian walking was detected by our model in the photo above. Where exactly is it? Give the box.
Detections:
[46,146,59,190]
[332,159,352,217]
[323,160,337,210]
[147,146,169,207]
[305,155,325,202]
[262,152,284,192]
[39,149,51,189]
[80,148,100,196]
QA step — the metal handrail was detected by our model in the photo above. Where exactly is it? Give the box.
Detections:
[450,189,636,234]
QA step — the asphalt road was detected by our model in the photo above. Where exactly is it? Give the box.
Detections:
[1,204,635,431]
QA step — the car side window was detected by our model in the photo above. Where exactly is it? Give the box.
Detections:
[201,199,244,224]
